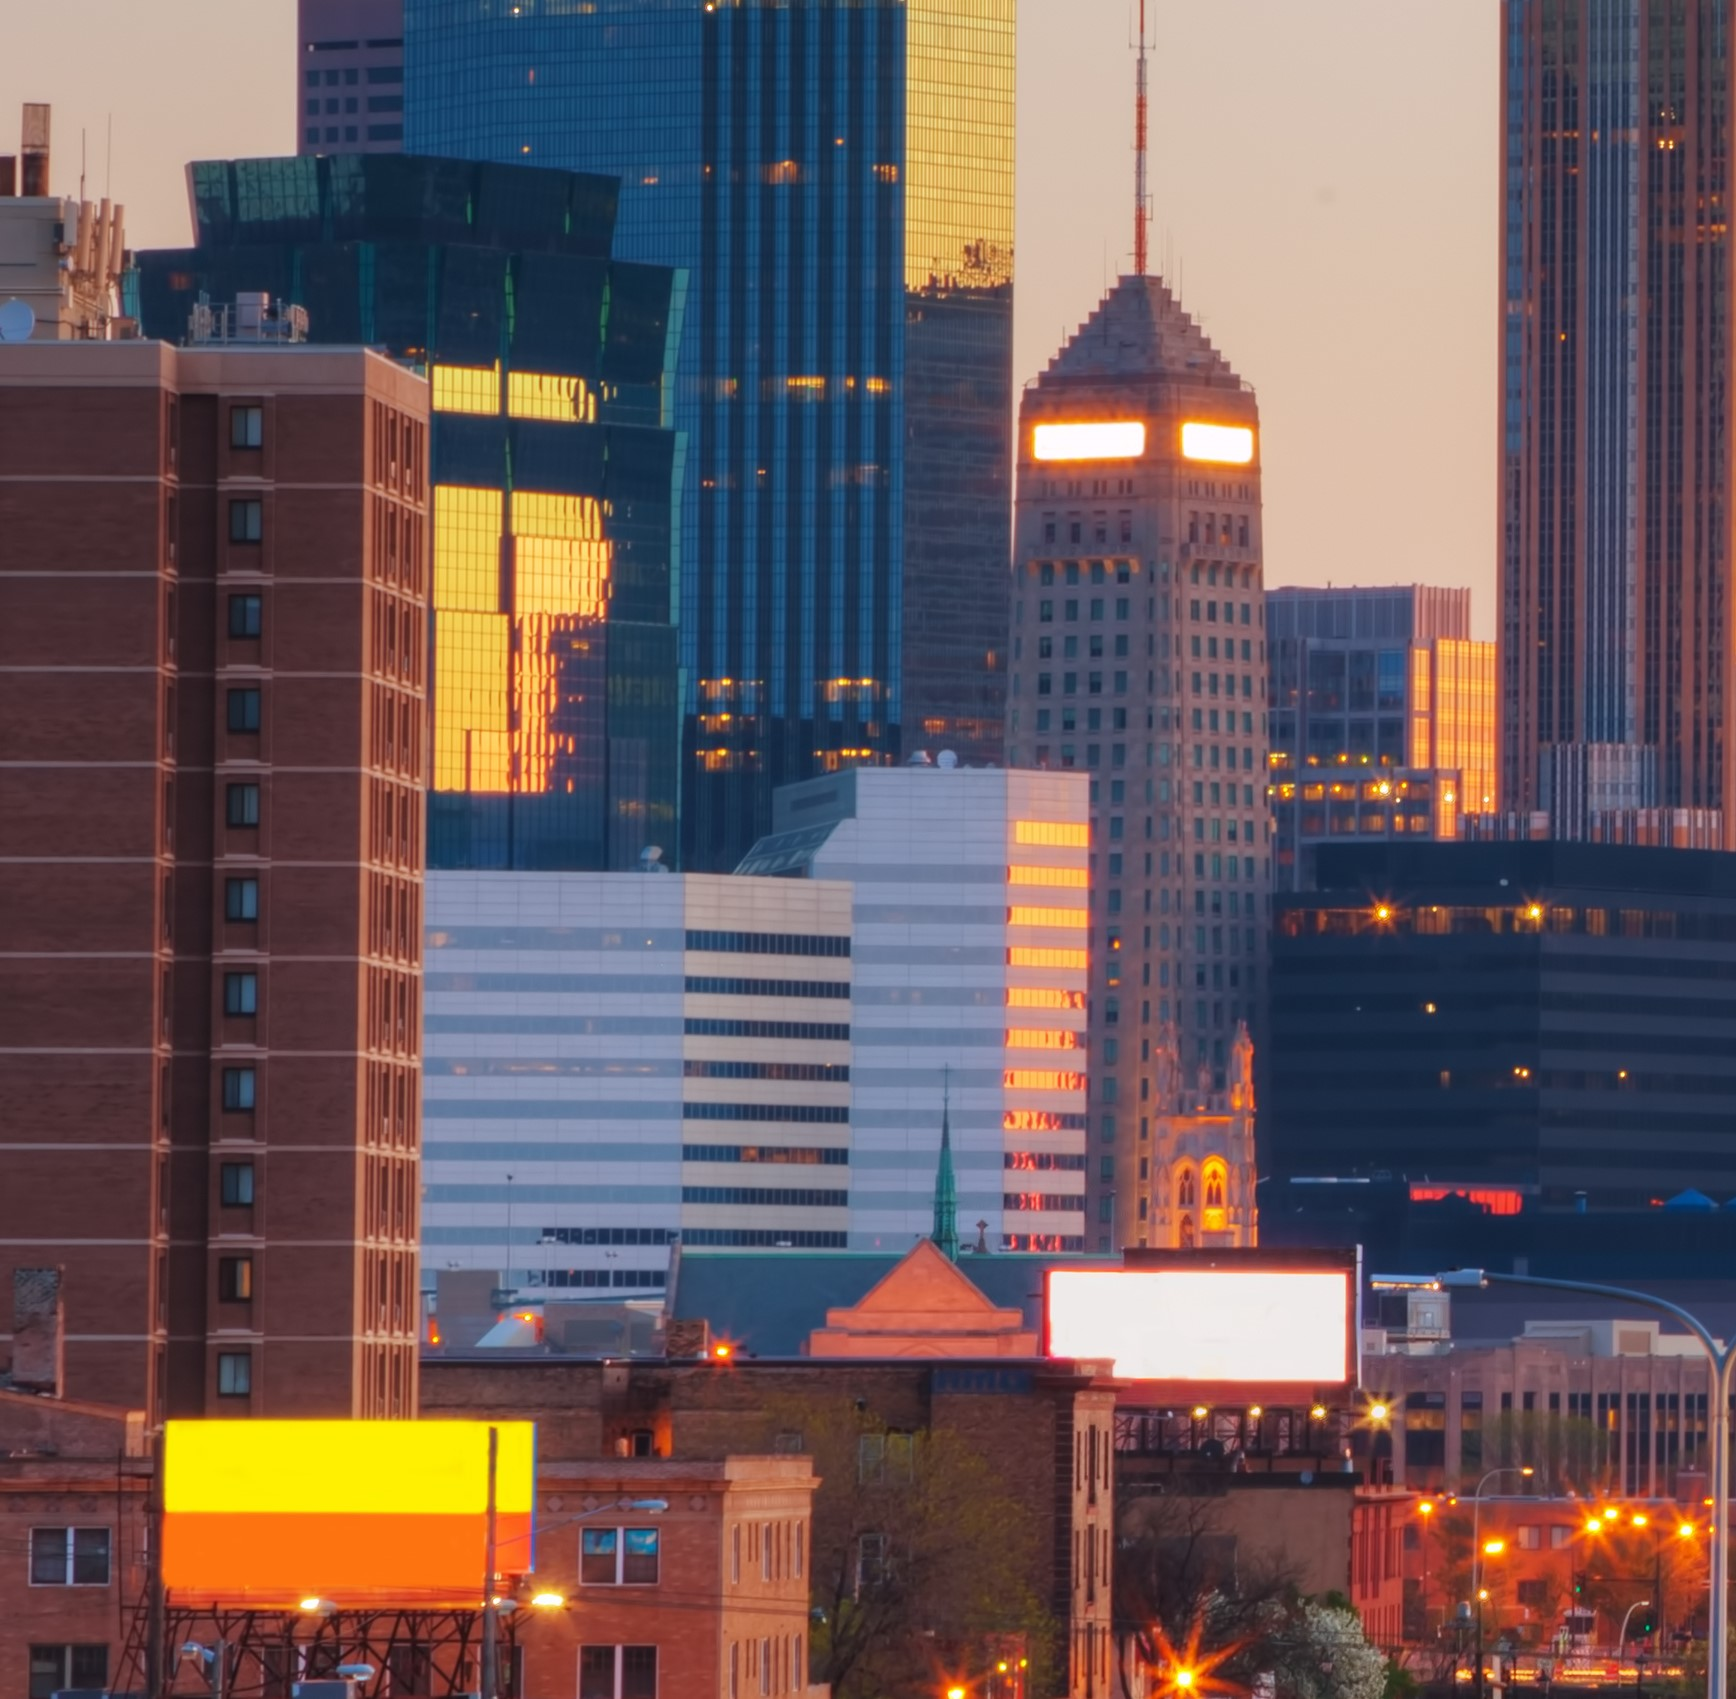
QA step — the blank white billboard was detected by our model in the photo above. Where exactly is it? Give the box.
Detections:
[1046,1268,1352,1384]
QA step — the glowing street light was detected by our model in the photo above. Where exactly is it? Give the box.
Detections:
[1483,1539,1506,1557]
[530,1591,565,1609]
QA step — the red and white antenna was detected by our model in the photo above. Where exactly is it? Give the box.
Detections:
[1134,0,1149,276]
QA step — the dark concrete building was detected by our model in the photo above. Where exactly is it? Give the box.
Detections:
[0,338,427,1419]
[1267,841,1736,1210]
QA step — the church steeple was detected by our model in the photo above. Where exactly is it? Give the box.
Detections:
[931,1070,960,1262]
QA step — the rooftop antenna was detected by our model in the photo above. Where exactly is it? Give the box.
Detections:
[1133,0,1150,276]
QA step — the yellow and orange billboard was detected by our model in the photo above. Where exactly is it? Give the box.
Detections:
[163,1420,537,1605]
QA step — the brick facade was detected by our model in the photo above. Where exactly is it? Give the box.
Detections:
[421,1354,1117,1698]
[0,340,428,1419]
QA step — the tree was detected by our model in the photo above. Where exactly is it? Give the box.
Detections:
[1114,1495,1394,1699]
[1478,1412,1615,1498]
[757,1390,1057,1699]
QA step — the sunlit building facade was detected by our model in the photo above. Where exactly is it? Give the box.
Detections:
[739,765,1091,1254]
[404,0,1015,870]
[1500,0,1732,845]
[1004,275,1269,1252]
[134,154,683,872]
[1266,586,1497,889]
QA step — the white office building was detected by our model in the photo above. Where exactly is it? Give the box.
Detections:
[422,766,1090,1296]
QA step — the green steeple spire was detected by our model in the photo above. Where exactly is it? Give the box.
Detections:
[931,1069,960,1262]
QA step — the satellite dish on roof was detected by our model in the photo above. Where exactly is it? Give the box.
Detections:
[0,299,36,342]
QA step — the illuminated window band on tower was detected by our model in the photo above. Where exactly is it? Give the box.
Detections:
[1032,421,1147,462]
[1180,421,1256,464]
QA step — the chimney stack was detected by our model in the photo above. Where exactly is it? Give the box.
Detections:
[10,1268,64,1397]
[20,103,49,197]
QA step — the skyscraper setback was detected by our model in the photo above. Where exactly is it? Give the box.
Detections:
[404,0,1015,869]
[1500,0,1732,844]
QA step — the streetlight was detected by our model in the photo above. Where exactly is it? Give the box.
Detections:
[1379,1267,1736,1699]
[1468,1458,1535,1699]
[1619,1601,1652,1658]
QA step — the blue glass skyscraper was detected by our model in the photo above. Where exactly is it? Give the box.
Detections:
[405,0,1014,869]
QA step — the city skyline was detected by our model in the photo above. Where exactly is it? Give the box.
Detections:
[0,0,1498,634]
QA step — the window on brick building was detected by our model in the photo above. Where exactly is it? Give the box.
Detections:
[221,1162,255,1207]
[225,877,260,922]
[222,1066,256,1110]
[580,1528,659,1586]
[228,594,263,638]
[226,783,260,828]
[230,406,264,449]
[227,688,262,733]
[29,1646,108,1699]
[29,1529,110,1587]
[855,1532,888,1595]
[578,1646,656,1699]
[857,1431,914,1484]
[217,1352,251,1396]
[229,499,263,543]
[224,974,258,1017]
[219,1256,254,1302]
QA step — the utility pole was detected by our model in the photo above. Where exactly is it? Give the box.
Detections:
[480,1425,499,1699]
[145,1441,166,1699]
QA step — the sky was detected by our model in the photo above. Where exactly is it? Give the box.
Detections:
[0,2,1496,635]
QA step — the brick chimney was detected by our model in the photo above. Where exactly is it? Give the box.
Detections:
[11,1268,64,1396]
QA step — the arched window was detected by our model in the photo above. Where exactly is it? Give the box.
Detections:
[1203,1165,1226,1212]
[1179,1214,1196,1249]
[1176,1168,1196,1209]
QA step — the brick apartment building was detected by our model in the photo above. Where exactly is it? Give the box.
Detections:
[422,1298,1120,1695]
[0,337,428,1419]
[520,1458,822,1699]
[0,1390,149,1699]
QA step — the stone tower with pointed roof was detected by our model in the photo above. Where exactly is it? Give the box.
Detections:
[1005,274,1267,1253]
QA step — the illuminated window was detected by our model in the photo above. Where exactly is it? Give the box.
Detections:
[1032,421,1145,462]
[431,362,501,415]
[1015,819,1088,847]
[1008,905,1088,930]
[1008,864,1088,888]
[1180,422,1255,464]
[1008,946,1087,970]
[218,1256,254,1302]
[508,370,598,423]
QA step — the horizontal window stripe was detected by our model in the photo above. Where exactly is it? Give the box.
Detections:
[681,1103,850,1124]
[426,973,682,994]
[683,1018,850,1042]
[685,929,849,958]
[683,1144,849,1167]
[682,1186,848,1208]
[685,976,849,999]
[426,1016,685,1035]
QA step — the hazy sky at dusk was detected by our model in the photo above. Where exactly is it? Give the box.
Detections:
[2,2,1496,633]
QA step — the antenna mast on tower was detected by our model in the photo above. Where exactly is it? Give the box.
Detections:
[1134,0,1149,275]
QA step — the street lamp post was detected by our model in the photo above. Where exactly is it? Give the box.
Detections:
[1619,1601,1653,1660]
[1471,1466,1534,1699]
[1392,1269,1736,1699]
